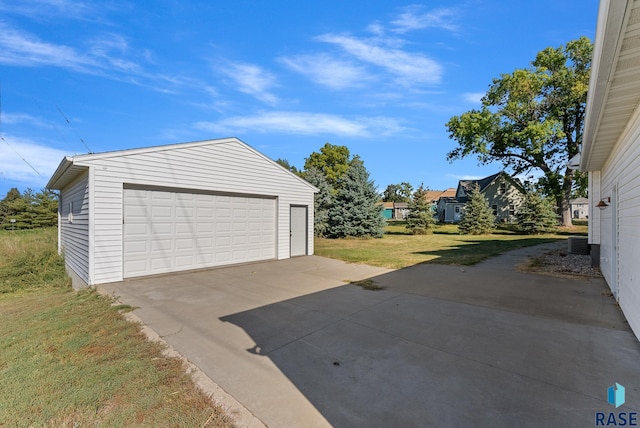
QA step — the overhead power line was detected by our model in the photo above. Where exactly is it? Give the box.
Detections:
[1,135,41,176]
[0,83,41,177]
[56,105,92,153]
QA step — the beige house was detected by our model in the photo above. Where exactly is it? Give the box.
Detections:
[437,172,525,223]
[570,198,589,219]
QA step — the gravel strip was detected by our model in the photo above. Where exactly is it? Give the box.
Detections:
[525,249,602,277]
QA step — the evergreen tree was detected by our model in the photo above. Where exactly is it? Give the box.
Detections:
[275,158,301,176]
[0,188,58,229]
[304,167,333,237]
[406,184,435,234]
[327,159,386,238]
[517,192,558,234]
[458,185,495,235]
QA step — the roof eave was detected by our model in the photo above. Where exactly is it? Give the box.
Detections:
[46,156,76,190]
[580,0,629,171]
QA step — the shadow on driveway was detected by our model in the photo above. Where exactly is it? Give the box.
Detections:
[103,242,640,427]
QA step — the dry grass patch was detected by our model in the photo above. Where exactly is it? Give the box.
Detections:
[0,229,235,427]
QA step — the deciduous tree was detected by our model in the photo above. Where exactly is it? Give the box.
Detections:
[304,143,353,189]
[383,182,413,203]
[446,37,592,226]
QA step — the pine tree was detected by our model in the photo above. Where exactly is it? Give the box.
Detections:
[517,192,558,234]
[406,184,435,234]
[458,185,495,235]
[327,158,386,238]
[304,167,333,237]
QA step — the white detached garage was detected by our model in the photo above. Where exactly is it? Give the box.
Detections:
[47,138,317,288]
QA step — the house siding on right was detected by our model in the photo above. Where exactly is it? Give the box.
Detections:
[580,0,640,341]
[592,110,640,336]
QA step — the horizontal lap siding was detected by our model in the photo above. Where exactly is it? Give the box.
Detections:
[600,111,640,339]
[59,172,90,284]
[81,140,314,284]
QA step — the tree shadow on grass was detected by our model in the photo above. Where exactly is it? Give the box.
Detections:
[413,237,563,265]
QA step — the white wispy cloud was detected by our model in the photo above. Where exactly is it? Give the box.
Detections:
[193,111,405,137]
[220,62,278,105]
[391,5,459,33]
[0,22,95,71]
[1,113,54,128]
[0,136,68,186]
[0,23,191,93]
[0,0,99,20]
[279,54,372,90]
[316,33,442,86]
[463,92,484,104]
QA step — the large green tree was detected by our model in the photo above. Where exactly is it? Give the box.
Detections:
[304,143,353,189]
[382,182,413,203]
[327,159,385,238]
[446,37,592,226]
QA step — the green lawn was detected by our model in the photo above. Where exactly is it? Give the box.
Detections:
[315,222,587,269]
[0,228,234,427]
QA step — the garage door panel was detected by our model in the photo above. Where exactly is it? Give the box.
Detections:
[124,223,147,235]
[175,255,194,267]
[176,238,195,250]
[123,188,275,278]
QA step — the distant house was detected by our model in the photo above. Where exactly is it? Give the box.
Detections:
[423,188,457,204]
[382,202,394,219]
[379,201,410,220]
[437,172,525,223]
[394,202,410,220]
[570,198,589,219]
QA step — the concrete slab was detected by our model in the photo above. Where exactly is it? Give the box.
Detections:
[100,246,640,427]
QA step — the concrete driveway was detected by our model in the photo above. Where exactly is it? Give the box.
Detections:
[100,242,640,427]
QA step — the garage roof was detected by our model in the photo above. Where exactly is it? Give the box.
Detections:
[47,137,318,192]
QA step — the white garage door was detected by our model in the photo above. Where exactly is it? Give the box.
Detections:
[123,188,276,278]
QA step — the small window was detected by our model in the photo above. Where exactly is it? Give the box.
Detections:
[498,182,506,195]
[509,204,515,216]
[492,204,498,216]
[455,206,460,213]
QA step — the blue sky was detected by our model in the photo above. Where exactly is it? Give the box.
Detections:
[0,0,598,197]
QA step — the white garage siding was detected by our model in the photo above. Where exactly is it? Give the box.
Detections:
[58,171,90,286]
[123,188,276,277]
[596,110,640,337]
[48,138,316,285]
